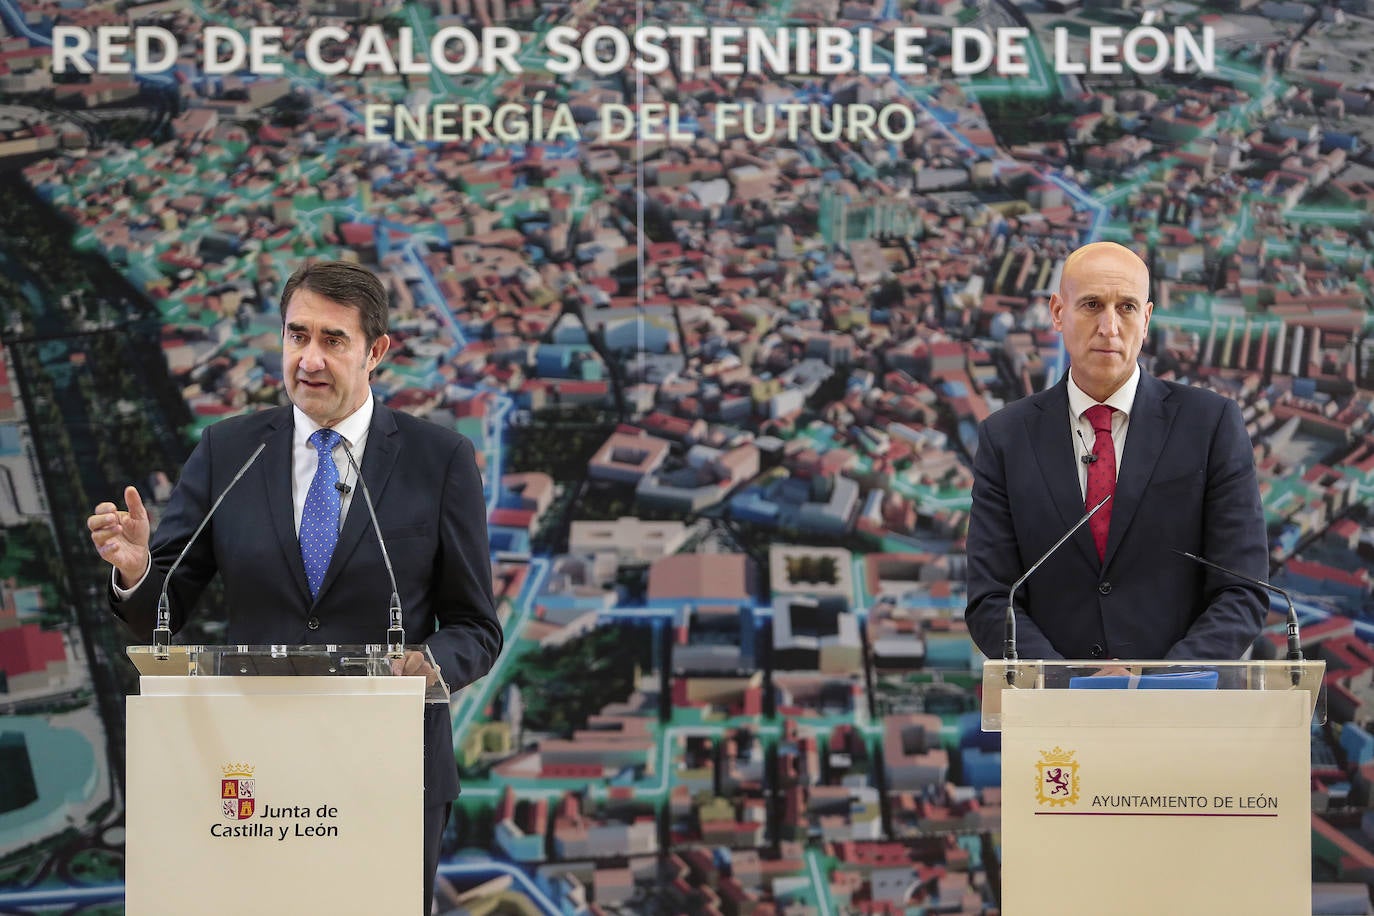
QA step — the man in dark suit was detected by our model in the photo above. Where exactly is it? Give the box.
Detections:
[965,242,1267,661]
[88,260,502,913]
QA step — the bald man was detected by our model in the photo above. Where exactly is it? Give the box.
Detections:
[965,242,1268,661]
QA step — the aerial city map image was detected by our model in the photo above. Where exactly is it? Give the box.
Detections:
[0,0,1373,912]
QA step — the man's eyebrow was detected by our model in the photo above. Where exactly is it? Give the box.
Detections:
[285,321,351,338]
[1074,294,1142,306]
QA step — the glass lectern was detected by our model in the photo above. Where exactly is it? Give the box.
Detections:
[127,642,451,702]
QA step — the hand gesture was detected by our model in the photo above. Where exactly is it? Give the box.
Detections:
[88,486,151,588]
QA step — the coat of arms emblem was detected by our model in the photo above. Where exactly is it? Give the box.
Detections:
[221,764,256,820]
[1035,747,1079,807]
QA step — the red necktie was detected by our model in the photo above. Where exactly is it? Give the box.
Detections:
[1084,404,1116,561]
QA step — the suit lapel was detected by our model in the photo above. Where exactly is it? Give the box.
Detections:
[1103,373,1175,569]
[315,403,400,604]
[1028,379,1099,568]
[262,409,314,610]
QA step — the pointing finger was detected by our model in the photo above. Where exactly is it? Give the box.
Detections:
[124,486,148,521]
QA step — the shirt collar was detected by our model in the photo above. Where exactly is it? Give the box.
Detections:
[293,396,374,451]
[1066,363,1140,421]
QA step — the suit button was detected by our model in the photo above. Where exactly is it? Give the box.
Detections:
[1098,581,1112,595]
[307,616,320,630]
[1090,644,1105,658]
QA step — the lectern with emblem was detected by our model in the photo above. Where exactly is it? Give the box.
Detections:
[124,643,447,915]
[983,659,1324,916]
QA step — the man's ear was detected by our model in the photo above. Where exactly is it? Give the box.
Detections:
[366,333,391,372]
[1049,293,1065,331]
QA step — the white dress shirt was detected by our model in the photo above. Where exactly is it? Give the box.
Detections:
[290,396,373,536]
[1066,365,1140,500]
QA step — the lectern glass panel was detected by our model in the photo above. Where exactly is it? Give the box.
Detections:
[981,659,1325,730]
[127,643,451,703]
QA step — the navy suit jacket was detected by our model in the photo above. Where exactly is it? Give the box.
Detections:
[965,371,1268,661]
[111,401,503,804]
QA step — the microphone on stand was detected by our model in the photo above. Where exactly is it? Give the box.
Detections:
[339,442,405,658]
[1172,550,1304,685]
[154,442,267,659]
[1004,494,1112,684]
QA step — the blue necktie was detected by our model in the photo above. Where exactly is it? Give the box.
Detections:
[301,428,342,601]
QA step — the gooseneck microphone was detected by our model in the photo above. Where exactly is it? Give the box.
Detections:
[1075,427,1098,465]
[339,442,405,658]
[1173,550,1304,685]
[1004,494,1112,683]
[153,442,268,659]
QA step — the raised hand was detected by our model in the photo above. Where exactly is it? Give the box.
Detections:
[88,485,151,588]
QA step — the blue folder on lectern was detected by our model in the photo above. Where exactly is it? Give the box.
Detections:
[1069,670,1220,690]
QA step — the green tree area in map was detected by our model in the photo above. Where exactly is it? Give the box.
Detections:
[509,626,653,736]
[0,523,64,611]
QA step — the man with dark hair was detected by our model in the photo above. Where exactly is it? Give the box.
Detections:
[88,259,502,912]
[279,258,390,345]
[965,242,1268,661]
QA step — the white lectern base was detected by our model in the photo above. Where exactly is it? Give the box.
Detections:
[127,676,423,915]
[1000,689,1311,916]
